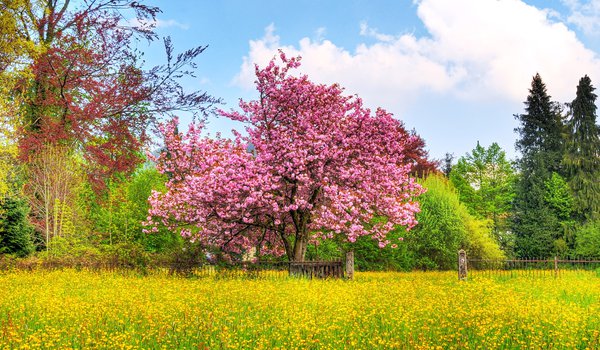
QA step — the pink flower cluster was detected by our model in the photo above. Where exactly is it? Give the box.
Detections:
[146,52,424,259]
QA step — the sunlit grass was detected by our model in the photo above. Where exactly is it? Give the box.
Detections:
[0,270,598,349]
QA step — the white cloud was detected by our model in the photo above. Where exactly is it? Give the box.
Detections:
[233,23,462,114]
[415,0,600,103]
[125,18,190,31]
[562,0,600,36]
[234,0,600,112]
[315,27,327,42]
[359,21,396,42]
[156,19,190,30]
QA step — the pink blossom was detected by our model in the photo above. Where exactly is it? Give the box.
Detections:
[145,51,424,261]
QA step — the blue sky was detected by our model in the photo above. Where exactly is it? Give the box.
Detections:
[138,0,600,162]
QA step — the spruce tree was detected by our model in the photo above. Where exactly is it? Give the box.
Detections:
[564,75,600,221]
[0,196,35,257]
[515,74,564,168]
[513,74,567,258]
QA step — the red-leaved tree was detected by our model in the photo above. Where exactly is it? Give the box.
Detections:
[21,30,150,185]
[13,1,220,189]
[146,53,425,262]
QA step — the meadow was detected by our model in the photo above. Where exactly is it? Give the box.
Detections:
[0,270,599,349]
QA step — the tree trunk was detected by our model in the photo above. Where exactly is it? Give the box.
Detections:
[292,232,309,262]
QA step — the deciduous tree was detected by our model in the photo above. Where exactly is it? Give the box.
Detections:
[147,53,424,262]
[405,175,503,269]
[0,0,34,73]
[3,0,220,188]
[25,144,84,250]
[86,166,179,252]
[400,128,439,177]
[449,142,515,247]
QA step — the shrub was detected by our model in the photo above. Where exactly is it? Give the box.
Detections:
[575,220,600,258]
[406,175,504,269]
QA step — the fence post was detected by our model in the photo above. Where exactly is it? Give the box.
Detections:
[554,256,558,278]
[346,250,354,280]
[458,249,467,281]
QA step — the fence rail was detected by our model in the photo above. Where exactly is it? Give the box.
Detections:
[289,261,344,279]
[0,256,352,280]
[458,250,600,279]
[169,260,346,279]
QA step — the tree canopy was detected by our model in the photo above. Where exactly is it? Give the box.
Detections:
[450,142,515,250]
[146,53,425,262]
[1,0,220,189]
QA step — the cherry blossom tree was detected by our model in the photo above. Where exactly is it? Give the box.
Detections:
[147,52,424,262]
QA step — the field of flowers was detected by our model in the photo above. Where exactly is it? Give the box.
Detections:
[0,269,599,349]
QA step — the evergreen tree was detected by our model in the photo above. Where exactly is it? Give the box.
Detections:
[442,153,454,178]
[513,74,567,258]
[0,196,34,257]
[564,75,600,221]
[515,74,565,168]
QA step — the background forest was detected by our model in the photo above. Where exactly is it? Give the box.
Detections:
[1,0,599,271]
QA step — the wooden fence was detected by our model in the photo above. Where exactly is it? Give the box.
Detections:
[167,260,347,279]
[458,249,600,279]
[289,261,344,279]
[0,251,356,280]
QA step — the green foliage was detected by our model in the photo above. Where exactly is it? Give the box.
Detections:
[545,172,577,255]
[511,171,576,258]
[406,175,503,269]
[101,242,151,271]
[349,230,413,271]
[305,239,342,262]
[34,239,152,272]
[10,163,185,267]
[575,220,600,258]
[0,136,19,198]
[0,196,34,257]
[405,176,465,269]
[564,75,600,221]
[86,166,182,253]
[544,172,575,221]
[461,215,505,261]
[449,142,515,251]
[513,74,568,258]
[514,74,565,170]
[513,171,562,258]
[37,236,100,260]
[25,145,89,251]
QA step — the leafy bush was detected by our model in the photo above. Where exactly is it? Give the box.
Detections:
[405,176,466,269]
[575,220,600,258]
[85,166,183,253]
[461,213,505,261]
[349,229,414,271]
[305,238,342,262]
[406,175,504,269]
